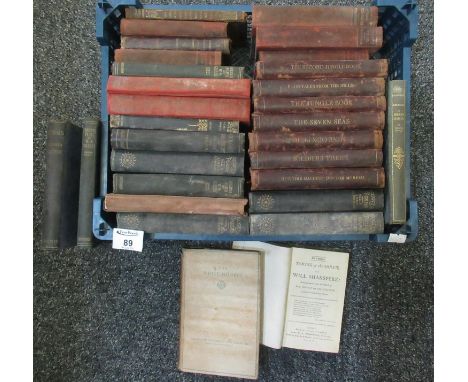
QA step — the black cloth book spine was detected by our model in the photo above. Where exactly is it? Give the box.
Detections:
[110,115,239,133]
[42,120,82,249]
[112,62,244,79]
[249,189,384,213]
[249,212,384,235]
[113,173,244,198]
[77,119,100,248]
[117,213,249,235]
[111,129,245,153]
[110,150,244,176]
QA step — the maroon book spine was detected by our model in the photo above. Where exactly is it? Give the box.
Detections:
[257,49,370,63]
[250,168,385,190]
[254,96,386,113]
[255,60,388,79]
[114,49,222,65]
[250,149,383,169]
[121,37,231,54]
[252,111,385,131]
[253,78,386,97]
[249,130,383,151]
[252,5,379,27]
[120,19,228,38]
[256,26,383,50]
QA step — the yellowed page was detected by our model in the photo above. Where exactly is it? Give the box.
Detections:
[282,248,349,353]
[179,249,261,379]
[233,241,292,349]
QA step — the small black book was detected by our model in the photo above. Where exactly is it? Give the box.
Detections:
[41,120,82,250]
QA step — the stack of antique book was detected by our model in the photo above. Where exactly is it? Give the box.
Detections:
[105,8,251,235]
[248,5,388,236]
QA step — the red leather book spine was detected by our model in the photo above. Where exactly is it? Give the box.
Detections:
[257,49,370,63]
[121,37,231,54]
[248,130,383,151]
[255,60,388,79]
[114,49,222,65]
[252,5,378,27]
[249,149,383,169]
[107,76,251,99]
[254,96,386,113]
[252,111,385,131]
[108,94,251,124]
[120,19,228,38]
[250,167,385,190]
[253,78,386,97]
[256,26,383,50]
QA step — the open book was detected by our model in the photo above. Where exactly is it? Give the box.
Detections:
[233,242,349,353]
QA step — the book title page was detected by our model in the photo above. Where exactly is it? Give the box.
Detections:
[282,248,349,353]
[179,249,261,379]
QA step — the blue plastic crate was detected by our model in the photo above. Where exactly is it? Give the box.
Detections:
[93,0,419,243]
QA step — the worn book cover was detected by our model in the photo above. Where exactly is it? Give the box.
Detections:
[179,249,261,379]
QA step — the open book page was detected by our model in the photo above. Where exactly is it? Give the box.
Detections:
[233,241,292,349]
[282,248,349,353]
[179,249,261,379]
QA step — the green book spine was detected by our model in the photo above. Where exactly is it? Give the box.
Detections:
[76,119,100,248]
[117,213,249,235]
[385,80,407,224]
[110,115,239,133]
[112,62,244,79]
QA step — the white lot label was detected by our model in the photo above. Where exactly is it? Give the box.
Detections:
[387,233,407,243]
[112,228,144,252]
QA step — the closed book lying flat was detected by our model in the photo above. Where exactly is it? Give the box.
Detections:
[250,149,383,169]
[125,8,247,22]
[255,60,388,79]
[113,173,244,198]
[179,249,260,379]
[112,62,244,79]
[250,167,385,190]
[121,36,231,54]
[120,19,228,38]
[110,115,239,133]
[249,189,384,213]
[104,194,247,215]
[249,130,383,151]
[249,212,384,235]
[254,95,386,113]
[107,76,251,98]
[108,94,251,124]
[258,49,370,63]
[256,26,383,50]
[253,78,386,97]
[111,129,245,153]
[111,150,244,176]
[117,213,249,235]
[253,5,378,27]
[114,49,222,65]
[252,111,385,131]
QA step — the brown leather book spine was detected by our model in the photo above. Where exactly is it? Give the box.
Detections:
[252,111,385,131]
[104,194,247,216]
[256,26,383,50]
[121,36,231,54]
[253,78,386,97]
[107,76,251,99]
[255,60,388,79]
[108,94,251,124]
[125,8,247,22]
[253,5,378,27]
[257,49,370,63]
[114,49,222,65]
[250,149,383,169]
[120,19,228,38]
[249,130,383,151]
[253,96,387,114]
[250,168,385,190]
[254,96,386,113]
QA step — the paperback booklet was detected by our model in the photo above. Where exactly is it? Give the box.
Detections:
[232,242,349,353]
